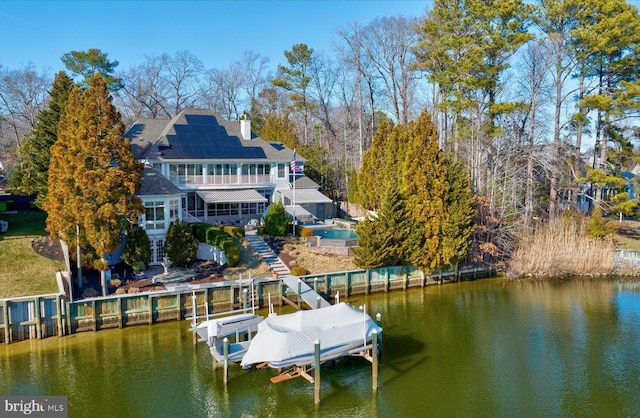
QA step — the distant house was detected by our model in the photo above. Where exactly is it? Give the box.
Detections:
[124,108,333,264]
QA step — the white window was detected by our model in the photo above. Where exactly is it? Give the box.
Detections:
[169,199,179,220]
[144,201,165,230]
[278,163,285,178]
[155,239,165,264]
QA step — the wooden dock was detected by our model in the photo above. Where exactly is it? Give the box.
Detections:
[280,274,331,309]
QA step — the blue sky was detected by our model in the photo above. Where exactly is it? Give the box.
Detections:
[0,1,430,73]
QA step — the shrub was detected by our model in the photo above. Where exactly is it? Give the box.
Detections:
[164,221,198,267]
[257,226,266,236]
[263,201,289,236]
[290,266,307,276]
[220,239,241,267]
[296,225,313,237]
[223,225,245,238]
[122,224,152,270]
[586,208,618,239]
[205,227,227,246]
[190,222,212,242]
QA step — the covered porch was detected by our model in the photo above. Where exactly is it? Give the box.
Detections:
[278,189,333,221]
[188,189,268,225]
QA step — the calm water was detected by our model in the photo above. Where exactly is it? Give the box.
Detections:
[2,278,640,417]
[313,228,358,240]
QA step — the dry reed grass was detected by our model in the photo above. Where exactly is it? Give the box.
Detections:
[510,216,614,277]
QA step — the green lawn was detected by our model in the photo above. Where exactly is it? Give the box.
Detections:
[0,210,63,298]
[613,220,640,251]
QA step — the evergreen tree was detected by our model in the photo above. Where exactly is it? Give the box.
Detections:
[44,73,143,296]
[353,186,410,269]
[259,114,300,150]
[402,110,449,272]
[15,71,73,209]
[298,142,335,197]
[573,0,640,211]
[352,215,389,269]
[586,207,617,239]
[61,48,123,90]
[272,43,317,144]
[440,158,476,278]
[263,201,289,236]
[356,118,393,210]
[122,224,152,270]
[164,221,198,267]
[347,166,358,203]
[415,0,532,191]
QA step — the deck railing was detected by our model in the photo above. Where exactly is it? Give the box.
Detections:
[614,249,640,261]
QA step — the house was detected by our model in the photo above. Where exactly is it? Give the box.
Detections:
[279,176,332,224]
[124,108,333,264]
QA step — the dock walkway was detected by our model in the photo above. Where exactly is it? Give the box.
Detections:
[244,231,330,309]
[244,231,290,276]
[280,274,331,309]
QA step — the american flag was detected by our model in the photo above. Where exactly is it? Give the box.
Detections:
[290,151,304,174]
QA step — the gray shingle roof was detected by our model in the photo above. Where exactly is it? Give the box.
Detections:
[293,176,320,189]
[137,166,183,196]
[124,108,298,162]
[125,118,170,159]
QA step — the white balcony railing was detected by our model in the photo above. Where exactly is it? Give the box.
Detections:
[170,174,272,186]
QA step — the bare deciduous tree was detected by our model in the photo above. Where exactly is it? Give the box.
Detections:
[0,63,51,144]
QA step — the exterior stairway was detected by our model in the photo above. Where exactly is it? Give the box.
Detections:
[244,231,291,276]
[244,231,330,309]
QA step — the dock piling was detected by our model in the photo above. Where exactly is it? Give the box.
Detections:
[223,337,229,384]
[372,329,379,390]
[376,313,383,348]
[314,339,321,405]
[3,301,10,344]
[191,292,197,328]
[34,297,42,339]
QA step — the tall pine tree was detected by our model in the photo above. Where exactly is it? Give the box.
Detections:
[441,158,476,278]
[45,73,143,296]
[353,185,410,269]
[356,118,407,211]
[16,71,73,209]
[61,48,123,91]
[402,110,449,272]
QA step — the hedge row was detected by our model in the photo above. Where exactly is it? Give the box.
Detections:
[190,222,242,267]
[257,223,314,238]
[220,239,241,267]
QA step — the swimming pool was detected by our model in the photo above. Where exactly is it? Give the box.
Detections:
[313,228,359,240]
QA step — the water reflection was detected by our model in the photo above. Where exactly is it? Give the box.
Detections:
[2,278,640,417]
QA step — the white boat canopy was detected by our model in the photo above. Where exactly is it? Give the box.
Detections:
[241,303,382,368]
